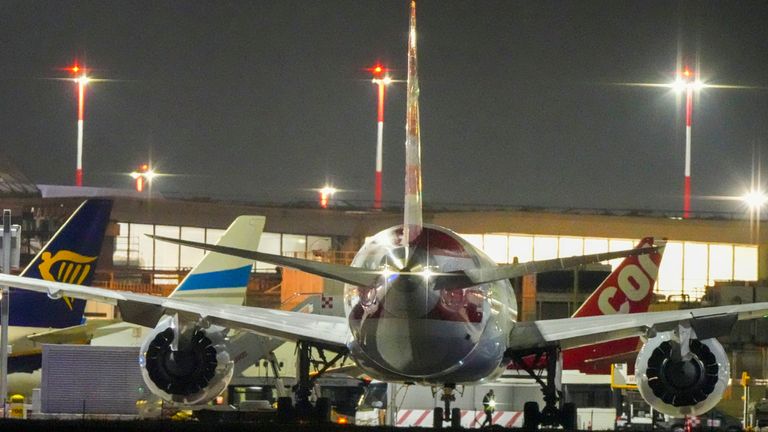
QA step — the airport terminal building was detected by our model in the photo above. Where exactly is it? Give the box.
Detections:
[2,166,768,420]
[2,179,766,318]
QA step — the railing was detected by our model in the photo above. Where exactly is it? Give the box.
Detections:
[289,250,356,265]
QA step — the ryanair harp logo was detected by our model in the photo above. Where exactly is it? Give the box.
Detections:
[38,250,97,310]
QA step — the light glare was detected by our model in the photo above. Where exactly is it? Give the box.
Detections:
[320,186,337,196]
[743,190,768,210]
[74,74,90,85]
[144,169,157,181]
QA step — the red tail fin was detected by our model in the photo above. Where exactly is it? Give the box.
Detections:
[563,237,665,373]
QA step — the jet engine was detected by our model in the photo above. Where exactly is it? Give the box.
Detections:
[635,330,729,416]
[139,315,234,405]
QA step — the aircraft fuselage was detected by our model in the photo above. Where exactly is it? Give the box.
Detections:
[344,224,517,384]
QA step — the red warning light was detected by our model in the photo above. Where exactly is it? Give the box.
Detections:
[367,64,387,77]
[71,65,80,73]
[683,67,691,77]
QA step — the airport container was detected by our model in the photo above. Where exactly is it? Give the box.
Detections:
[41,344,143,415]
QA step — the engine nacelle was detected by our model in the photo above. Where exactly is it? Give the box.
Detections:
[635,331,729,417]
[139,315,234,405]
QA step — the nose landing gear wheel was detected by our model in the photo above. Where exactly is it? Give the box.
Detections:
[451,407,461,428]
[523,401,539,431]
[561,402,577,430]
[433,407,444,429]
[511,346,576,430]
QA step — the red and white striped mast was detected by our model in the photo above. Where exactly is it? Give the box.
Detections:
[683,68,694,218]
[70,64,90,187]
[370,64,392,209]
[674,66,702,218]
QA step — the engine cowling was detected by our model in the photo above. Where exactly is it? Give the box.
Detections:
[139,315,234,405]
[635,331,729,416]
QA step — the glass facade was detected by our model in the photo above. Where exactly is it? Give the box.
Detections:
[114,222,332,273]
[458,233,759,300]
[113,221,759,300]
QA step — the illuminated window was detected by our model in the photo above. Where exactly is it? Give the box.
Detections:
[307,236,332,253]
[483,234,508,263]
[608,239,634,268]
[584,238,609,255]
[155,225,180,270]
[533,236,558,260]
[113,222,130,266]
[708,244,733,285]
[558,237,584,258]
[131,223,154,269]
[734,246,758,281]
[508,235,533,263]
[460,234,484,253]
[657,241,683,297]
[683,242,708,299]
[180,227,205,270]
[256,233,281,272]
[206,228,225,245]
[283,234,307,258]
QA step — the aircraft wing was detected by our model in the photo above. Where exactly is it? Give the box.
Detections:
[0,274,351,348]
[151,235,658,290]
[510,303,768,351]
[150,235,380,287]
[26,319,122,344]
[463,247,659,285]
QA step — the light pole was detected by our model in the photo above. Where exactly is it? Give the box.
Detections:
[318,186,337,209]
[130,164,157,193]
[672,67,704,218]
[369,64,392,210]
[69,65,90,187]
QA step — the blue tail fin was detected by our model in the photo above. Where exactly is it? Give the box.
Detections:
[11,199,112,328]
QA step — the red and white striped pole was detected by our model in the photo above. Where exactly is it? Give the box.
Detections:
[676,66,701,218]
[70,65,89,187]
[370,65,391,210]
[683,85,693,218]
[76,75,86,186]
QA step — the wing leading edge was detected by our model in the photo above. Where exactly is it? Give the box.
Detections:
[0,274,351,348]
[510,303,768,352]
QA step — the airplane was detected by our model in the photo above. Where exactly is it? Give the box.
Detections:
[510,237,665,376]
[7,212,265,397]
[560,236,665,374]
[5,199,112,374]
[0,1,761,429]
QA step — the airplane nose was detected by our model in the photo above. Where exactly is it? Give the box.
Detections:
[357,316,478,377]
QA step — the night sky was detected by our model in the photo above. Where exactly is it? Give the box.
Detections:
[2,1,768,214]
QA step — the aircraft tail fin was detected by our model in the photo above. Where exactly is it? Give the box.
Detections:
[571,237,664,318]
[563,237,666,373]
[13,199,113,328]
[403,0,423,249]
[169,216,265,305]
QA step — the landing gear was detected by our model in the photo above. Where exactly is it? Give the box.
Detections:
[510,346,577,430]
[278,341,347,423]
[431,384,462,428]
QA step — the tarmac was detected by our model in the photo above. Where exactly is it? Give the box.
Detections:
[0,419,536,431]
